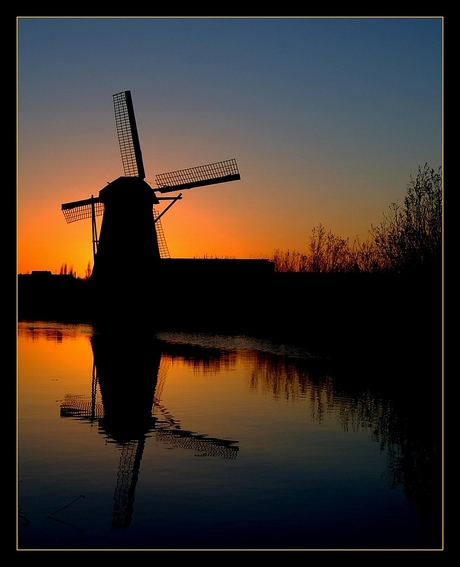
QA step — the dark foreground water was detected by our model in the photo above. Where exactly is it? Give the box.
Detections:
[17,321,442,550]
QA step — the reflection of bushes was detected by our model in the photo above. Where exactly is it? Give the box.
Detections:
[374,382,441,529]
[337,385,441,533]
[249,352,441,535]
[248,352,332,409]
[272,164,442,274]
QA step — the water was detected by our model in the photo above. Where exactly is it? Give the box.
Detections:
[17,321,442,550]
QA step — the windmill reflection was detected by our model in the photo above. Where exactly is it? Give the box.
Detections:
[60,333,239,529]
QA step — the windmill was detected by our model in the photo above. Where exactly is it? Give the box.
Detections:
[61,91,241,284]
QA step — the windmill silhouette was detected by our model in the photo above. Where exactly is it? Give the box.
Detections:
[60,334,239,529]
[61,91,241,284]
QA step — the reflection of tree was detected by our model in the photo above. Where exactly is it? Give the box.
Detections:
[370,396,442,534]
[249,352,311,401]
[162,343,236,376]
[248,351,441,535]
[22,325,65,344]
[248,352,336,423]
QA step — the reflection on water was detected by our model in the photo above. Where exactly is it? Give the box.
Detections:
[63,333,239,530]
[17,322,442,550]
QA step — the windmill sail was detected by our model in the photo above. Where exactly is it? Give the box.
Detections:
[154,209,170,259]
[61,196,104,223]
[155,158,240,193]
[113,91,145,179]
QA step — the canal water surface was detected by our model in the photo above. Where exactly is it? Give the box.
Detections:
[17,321,442,550]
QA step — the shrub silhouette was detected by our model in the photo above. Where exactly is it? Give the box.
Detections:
[369,164,442,273]
[272,164,442,274]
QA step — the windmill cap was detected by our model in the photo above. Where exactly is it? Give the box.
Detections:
[99,176,159,205]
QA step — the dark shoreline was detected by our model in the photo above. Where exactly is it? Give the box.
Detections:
[17,261,442,372]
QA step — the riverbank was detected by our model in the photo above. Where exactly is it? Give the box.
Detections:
[17,261,442,366]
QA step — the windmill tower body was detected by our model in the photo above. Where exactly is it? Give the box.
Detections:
[91,177,161,284]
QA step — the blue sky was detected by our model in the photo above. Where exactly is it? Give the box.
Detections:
[17,17,443,275]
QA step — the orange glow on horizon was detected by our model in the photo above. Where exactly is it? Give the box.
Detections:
[17,150,407,278]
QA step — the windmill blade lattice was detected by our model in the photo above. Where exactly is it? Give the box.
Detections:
[61,197,104,223]
[155,158,240,193]
[154,209,170,259]
[113,91,145,179]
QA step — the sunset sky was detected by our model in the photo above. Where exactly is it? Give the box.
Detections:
[17,17,443,277]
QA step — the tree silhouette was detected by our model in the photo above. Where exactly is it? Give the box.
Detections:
[271,164,442,274]
[369,164,442,273]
